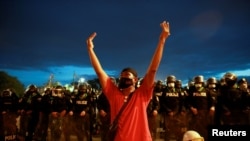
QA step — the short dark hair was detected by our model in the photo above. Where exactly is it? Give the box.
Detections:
[121,67,138,77]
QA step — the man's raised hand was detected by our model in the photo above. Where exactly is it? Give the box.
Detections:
[86,32,97,50]
[160,21,170,40]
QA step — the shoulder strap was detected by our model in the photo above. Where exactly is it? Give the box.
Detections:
[111,92,134,124]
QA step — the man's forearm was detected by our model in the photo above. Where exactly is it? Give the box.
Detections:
[88,48,104,77]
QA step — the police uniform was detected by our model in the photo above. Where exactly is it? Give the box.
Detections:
[18,84,43,141]
[147,93,160,141]
[218,73,248,125]
[0,89,19,141]
[68,84,92,141]
[186,75,214,141]
[160,75,185,141]
[206,77,219,126]
[97,92,110,141]
[49,85,71,141]
[175,80,188,138]
[34,88,52,141]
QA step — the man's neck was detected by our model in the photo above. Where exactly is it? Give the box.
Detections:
[121,86,135,96]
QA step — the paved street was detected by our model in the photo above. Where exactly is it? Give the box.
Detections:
[64,136,165,141]
[47,131,166,141]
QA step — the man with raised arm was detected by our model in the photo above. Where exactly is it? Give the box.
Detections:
[86,21,170,141]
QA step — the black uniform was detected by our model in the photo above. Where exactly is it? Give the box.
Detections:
[147,93,160,141]
[218,84,248,125]
[0,89,19,141]
[68,84,92,141]
[97,92,111,141]
[186,85,214,141]
[161,86,185,141]
[217,72,248,125]
[49,86,71,141]
[35,88,52,141]
[18,85,43,141]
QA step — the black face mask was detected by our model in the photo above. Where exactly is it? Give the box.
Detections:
[118,78,133,89]
[225,79,236,87]
[78,89,87,94]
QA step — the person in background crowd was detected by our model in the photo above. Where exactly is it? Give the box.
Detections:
[175,79,188,138]
[67,83,92,141]
[0,88,19,141]
[88,84,99,138]
[238,78,249,91]
[35,87,52,141]
[237,78,250,125]
[49,85,71,141]
[153,80,165,138]
[18,84,43,141]
[147,88,160,141]
[205,77,219,126]
[186,75,214,141]
[160,75,185,141]
[218,72,248,125]
[154,80,164,98]
[86,20,170,141]
[96,91,110,141]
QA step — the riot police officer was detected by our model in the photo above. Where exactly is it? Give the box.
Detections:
[206,77,219,125]
[18,84,43,141]
[147,90,160,141]
[175,80,188,138]
[35,87,52,141]
[186,75,214,141]
[97,91,110,141]
[237,78,250,125]
[0,88,19,141]
[218,72,248,125]
[49,85,71,141]
[160,75,185,141]
[67,83,92,141]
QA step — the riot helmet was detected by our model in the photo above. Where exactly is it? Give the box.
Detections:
[154,80,163,92]
[175,79,182,88]
[194,75,204,88]
[26,84,37,92]
[238,78,248,90]
[223,72,237,87]
[207,77,217,89]
[78,83,88,94]
[166,75,176,88]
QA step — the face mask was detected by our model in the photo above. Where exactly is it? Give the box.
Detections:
[208,84,216,88]
[79,89,87,94]
[225,79,236,87]
[167,82,175,88]
[195,84,202,88]
[118,78,133,89]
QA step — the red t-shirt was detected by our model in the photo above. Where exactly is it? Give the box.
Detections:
[103,78,153,141]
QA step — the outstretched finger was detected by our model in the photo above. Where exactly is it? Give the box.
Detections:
[86,32,97,44]
[89,32,97,40]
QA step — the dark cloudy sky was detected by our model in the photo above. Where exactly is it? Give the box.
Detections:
[1,0,250,87]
